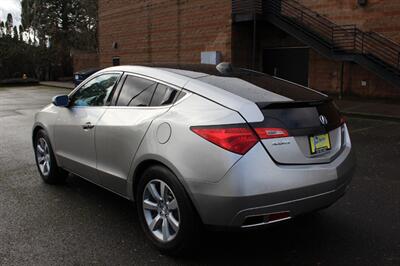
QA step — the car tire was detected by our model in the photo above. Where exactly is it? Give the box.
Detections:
[34,129,68,184]
[136,165,202,256]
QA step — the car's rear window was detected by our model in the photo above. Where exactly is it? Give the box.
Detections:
[197,70,326,102]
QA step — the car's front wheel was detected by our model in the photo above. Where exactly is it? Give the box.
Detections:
[136,165,201,255]
[34,129,68,184]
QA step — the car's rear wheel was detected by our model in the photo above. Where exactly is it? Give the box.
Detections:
[34,129,68,184]
[136,165,201,255]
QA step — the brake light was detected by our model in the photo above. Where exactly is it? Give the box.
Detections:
[190,126,258,155]
[254,128,289,139]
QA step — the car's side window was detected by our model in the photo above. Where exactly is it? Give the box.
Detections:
[117,76,157,106]
[71,73,119,107]
[174,90,187,102]
[116,75,184,107]
[149,84,179,106]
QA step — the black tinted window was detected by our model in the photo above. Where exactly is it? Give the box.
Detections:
[197,69,326,102]
[175,90,187,102]
[259,101,342,133]
[117,76,157,106]
[150,84,179,106]
[72,73,119,107]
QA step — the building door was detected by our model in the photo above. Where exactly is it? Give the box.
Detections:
[263,47,309,86]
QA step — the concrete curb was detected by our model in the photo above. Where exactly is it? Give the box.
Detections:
[341,111,400,122]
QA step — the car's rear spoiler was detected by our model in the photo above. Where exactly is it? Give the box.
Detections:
[256,98,333,110]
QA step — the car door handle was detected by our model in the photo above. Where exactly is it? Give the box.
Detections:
[82,122,95,130]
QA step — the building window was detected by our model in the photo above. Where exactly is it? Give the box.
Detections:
[112,56,120,66]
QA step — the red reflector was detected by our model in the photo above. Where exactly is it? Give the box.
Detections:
[191,126,258,155]
[255,127,289,139]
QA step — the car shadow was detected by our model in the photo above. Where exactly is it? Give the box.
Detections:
[60,174,368,265]
[176,214,356,265]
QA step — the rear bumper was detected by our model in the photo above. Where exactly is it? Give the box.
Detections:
[186,141,355,228]
[230,179,350,227]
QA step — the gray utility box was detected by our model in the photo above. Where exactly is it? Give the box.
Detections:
[201,51,221,65]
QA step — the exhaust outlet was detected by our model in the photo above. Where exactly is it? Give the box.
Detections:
[242,211,291,228]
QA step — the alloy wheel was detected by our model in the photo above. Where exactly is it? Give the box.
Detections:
[142,179,180,242]
[36,137,51,176]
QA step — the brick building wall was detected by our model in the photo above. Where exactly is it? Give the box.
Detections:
[98,0,232,67]
[72,50,99,73]
[299,0,400,97]
[299,0,400,40]
[98,0,400,98]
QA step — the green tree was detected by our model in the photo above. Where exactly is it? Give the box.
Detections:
[13,26,19,40]
[21,0,98,76]
[18,25,24,41]
[0,21,4,37]
[5,13,13,37]
[0,28,59,81]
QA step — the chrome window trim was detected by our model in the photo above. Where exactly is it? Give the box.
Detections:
[111,72,191,109]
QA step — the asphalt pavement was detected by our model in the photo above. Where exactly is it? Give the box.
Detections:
[0,86,399,265]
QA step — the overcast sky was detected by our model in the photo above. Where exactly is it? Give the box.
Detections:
[0,0,21,26]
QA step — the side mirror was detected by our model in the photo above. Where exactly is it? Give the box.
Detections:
[52,95,69,107]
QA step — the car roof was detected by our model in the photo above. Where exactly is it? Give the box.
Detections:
[100,64,326,102]
[74,67,103,75]
[97,65,193,88]
[97,64,221,82]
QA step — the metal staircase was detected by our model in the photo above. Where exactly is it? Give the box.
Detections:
[232,0,400,88]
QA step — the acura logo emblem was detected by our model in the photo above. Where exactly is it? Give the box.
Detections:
[319,115,328,125]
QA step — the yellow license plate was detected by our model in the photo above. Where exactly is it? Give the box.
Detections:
[309,133,331,154]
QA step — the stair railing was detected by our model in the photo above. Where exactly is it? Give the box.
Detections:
[232,0,400,72]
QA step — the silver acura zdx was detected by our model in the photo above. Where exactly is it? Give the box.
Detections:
[32,63,355,254]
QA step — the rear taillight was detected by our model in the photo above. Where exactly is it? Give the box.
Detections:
[191,125,290,155]
[190,126,258,155]
[254,128,289,139]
